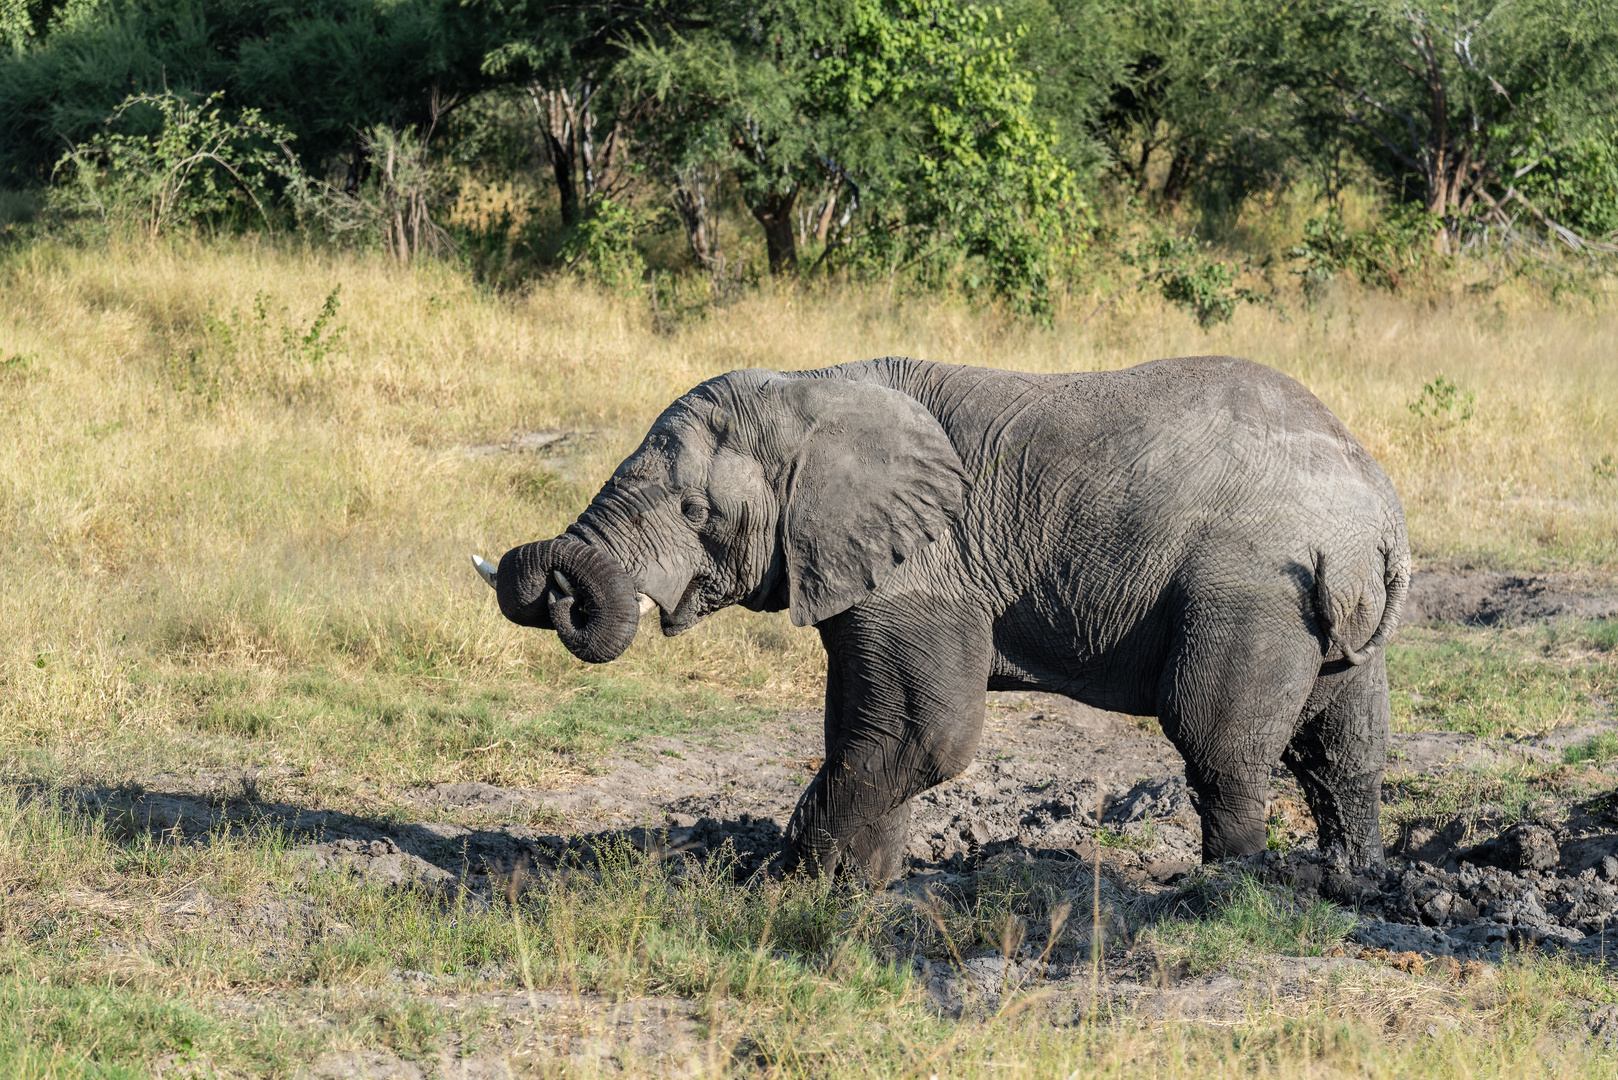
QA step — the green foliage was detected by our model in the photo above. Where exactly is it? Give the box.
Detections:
[51,89,292,235]
[4,0,1618,295]
[286,286,345,366]
[1511,120,1618,239]
[0,0,501,184]
[1157,259,1248,330]
[623,0,1083,312]
[1408,375,1476,429]
[558,195,656,290]
[160,286,347,405]
[1112,233,1271,329]
[1094,0,1296,218]
[816,0,1085,313]
[1289,207,1443,298]
[1259,0,1618,245]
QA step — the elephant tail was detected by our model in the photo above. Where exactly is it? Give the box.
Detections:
[1315,539,1410,667]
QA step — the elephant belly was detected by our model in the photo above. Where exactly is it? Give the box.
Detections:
[986,600,1168,717]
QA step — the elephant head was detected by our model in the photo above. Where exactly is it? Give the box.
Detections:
[477,369,968,661]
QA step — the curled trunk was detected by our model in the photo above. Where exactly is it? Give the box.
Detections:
[496,537,639,663]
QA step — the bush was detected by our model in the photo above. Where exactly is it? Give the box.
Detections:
[1289,206,1443,298]
[50,89,293,236]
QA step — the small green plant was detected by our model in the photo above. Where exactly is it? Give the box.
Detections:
[284,286,345,367]
[1266,819,1291,852]
[1087,233,1272,330]
[1593,453,1617,480]
[1,352,35,376]
[1288,206,1443,300]
[1097,819,1159,851]
[559,195,658,290]
[163,311,235,403]
[1408,375,1476,431]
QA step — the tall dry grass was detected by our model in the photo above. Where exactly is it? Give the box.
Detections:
[0,236,1614,788]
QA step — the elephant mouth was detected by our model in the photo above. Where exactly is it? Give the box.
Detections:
[660,577,708,636]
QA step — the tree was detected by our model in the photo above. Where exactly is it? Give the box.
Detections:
[624,0,1082,309]
[1265,0,1618,249]
[0,0,500,185]
[475,0,688,228]
[1090,0,1298,215]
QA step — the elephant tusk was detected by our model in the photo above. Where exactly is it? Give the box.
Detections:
[553,570,575,596]
[637,593,657,617]
[471,554,498,590]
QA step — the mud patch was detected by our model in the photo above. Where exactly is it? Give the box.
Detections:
[1406,569,1618,627]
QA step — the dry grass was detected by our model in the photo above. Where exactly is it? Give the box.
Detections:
[1,236,1616,1075]
[3,241,1614,781]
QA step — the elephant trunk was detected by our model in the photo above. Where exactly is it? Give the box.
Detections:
[495,536,640,664]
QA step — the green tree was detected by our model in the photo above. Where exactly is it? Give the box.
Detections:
[1091,0,1297,216]
[52,88,292,234]
[1262,0,1618,249]
[625,0,1083,311]
[0,0,500,184]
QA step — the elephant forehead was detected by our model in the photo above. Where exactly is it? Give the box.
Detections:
[612,429,712,492]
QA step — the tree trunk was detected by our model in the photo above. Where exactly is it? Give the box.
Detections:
[532,84,584,228]
[1161,145,1199,209]
[750,189,798,275]
[672,165,722,272]
[548,132,579,227]
[1416,30,1452,254]
[814,185,839,245]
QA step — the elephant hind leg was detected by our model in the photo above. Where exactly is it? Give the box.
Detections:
[1283,651,1389,870]
[1157,618,1323,863]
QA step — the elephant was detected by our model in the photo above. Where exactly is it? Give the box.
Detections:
[476,355,1409,881]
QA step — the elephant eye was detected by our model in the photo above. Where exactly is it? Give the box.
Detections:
[680,495,710,526]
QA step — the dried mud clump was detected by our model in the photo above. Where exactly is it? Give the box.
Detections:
[1241,804,1618,963]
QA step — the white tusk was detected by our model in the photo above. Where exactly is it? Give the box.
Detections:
[637,593,657,617]
[471,554,498,590]
[553,570,574,597]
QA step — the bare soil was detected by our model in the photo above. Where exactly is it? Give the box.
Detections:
[1406,568,1618,627]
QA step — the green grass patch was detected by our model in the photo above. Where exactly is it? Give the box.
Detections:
[1380,760,1603,842]
[0,979,300,1079]
[1144,875,1356,976]
[76,665,769,797]
[1565,731,1618,766]
[1388,622,1618,738]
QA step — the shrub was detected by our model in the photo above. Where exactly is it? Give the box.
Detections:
[50,90,292,236]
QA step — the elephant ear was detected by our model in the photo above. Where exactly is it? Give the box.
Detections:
[775,377,967,627]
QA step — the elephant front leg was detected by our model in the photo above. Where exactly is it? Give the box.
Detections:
[785,603,992,883]
[789,772,915,882]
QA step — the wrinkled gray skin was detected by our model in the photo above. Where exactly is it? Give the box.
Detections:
[493,356,1409,881]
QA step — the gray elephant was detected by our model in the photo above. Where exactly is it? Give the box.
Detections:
[477,355,1409,880]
